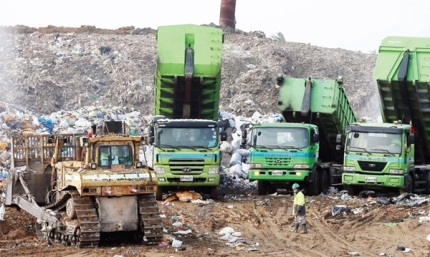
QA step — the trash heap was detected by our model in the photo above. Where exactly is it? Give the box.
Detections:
[218,111,284,189]
[0,101,283,192]
[0,102,150,191]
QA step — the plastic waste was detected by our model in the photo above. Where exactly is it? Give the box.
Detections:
[172,238,182,248]
[376,197,390,205]
[331,205,351,216]
[418,216,430,223]
[219,227,235,235]
[229,153,242,166]
[173,229,192,235]
[0,203,5,220]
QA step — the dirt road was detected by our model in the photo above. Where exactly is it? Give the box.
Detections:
[0,189,429,257]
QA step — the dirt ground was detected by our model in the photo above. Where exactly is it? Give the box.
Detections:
[0,185,429,257]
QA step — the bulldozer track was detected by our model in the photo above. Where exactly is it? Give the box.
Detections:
[69,191,101,248]
[137,194,163,244]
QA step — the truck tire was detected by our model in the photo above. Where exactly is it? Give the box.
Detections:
[320,171,328,194]
[306,171,320,195]
[347,185,359,196]
[401,174,413,194]
[257,180,267,195]
[267,184,277,195]
[155,186,163,201]
[426,171,430,194]
[209,186,218,200]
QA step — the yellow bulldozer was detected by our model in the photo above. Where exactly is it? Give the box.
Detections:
[5,121,163,247]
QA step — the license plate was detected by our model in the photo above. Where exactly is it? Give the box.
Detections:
[180,175,193,181]
[365,177,376,183]
[271,170,284,176]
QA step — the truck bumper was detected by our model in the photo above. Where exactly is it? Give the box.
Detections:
[248,169,310,182]
[156,174,219,187]
[342,173,405,187]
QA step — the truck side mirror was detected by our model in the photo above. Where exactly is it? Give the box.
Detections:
[407,134,415,145]
[241,129,248,146]
[220,131,227,142]
[241,138,247,145]
[312,134,319,143]
[149,126,154,137]
[336,134,342,144]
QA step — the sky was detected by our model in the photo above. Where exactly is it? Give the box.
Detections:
[1,0,429,53]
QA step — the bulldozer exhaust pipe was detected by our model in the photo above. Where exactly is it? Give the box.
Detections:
[219,0,236,29]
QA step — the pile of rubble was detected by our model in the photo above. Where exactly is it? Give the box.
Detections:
[0,25,378,121]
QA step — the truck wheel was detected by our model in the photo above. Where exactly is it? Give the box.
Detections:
[66,198,76,219]
[425,171,430,194]
[209,186,218,200]
[306,171,320,195]
[155,186,163,201]
[347,185,359,196]
[401,174,413,194]
[320,171,328,194]
[257,181,267,195]
[267,184,277,195]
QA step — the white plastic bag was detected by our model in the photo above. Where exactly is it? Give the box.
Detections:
[172,238,183,248]
[229,152,242,166]
[219,226,235,235]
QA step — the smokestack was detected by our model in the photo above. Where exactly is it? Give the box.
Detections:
[219,0,236,29]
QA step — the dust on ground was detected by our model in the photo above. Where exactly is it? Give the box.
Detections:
[0,186,429,257]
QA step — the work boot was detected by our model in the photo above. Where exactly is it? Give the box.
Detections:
[300,224,308,234]
[291,223,299,233]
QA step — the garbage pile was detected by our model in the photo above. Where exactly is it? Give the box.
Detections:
[218,111,284,189]
[0,26,379,124]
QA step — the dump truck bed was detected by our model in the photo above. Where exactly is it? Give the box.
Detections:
[277,77,356,163]
[154,24,223,120]
[374,36,430,164]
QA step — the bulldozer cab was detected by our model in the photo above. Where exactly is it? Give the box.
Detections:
[98,144,133,168]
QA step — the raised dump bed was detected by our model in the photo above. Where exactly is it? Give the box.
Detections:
[374,36,430,164]
[277,76,356,163]
[154,24,223,120]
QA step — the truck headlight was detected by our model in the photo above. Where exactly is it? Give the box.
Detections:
[155,166,165,174]
[208,167,219,174]
[343,166,356,171]
[250,164,263,168]
[389,169,403,174]
[293,164,309,169]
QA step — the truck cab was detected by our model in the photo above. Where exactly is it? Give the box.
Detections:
[149,118,226,200]
[248,123,320,194]
[342,122,415,194]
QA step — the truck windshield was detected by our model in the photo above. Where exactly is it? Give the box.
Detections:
[347,132,402,154]
[253,127,309,149]
[156,127,218,148]
[99,145,133,168]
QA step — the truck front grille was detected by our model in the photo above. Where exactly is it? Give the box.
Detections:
[357,161,387,172]
[169,158,205,173]
[265,158,291,166]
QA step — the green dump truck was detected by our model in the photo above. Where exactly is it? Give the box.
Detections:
[342,36,430,194]
[246,76,356,195]
[148,24,226,200]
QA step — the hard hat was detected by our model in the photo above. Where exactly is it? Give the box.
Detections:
[292,183,300,189]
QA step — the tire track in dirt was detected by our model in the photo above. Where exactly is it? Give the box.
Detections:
[303,207,357,256]
[250,203,325,257]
